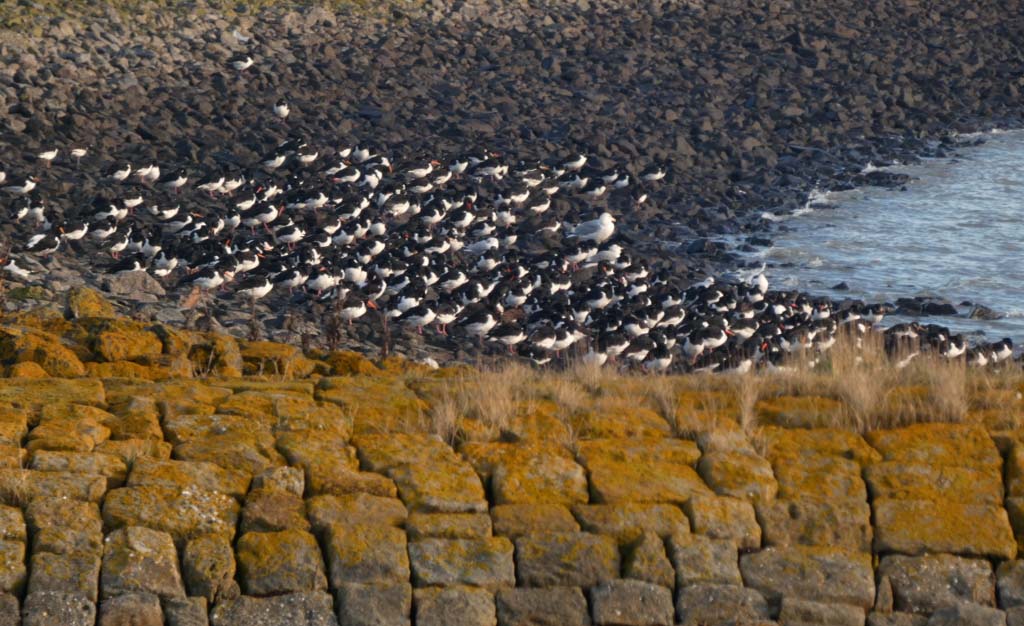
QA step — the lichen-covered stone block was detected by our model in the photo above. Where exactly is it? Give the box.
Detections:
[674,584,771,626]
[162,596,209,626]
[21,591,96,626]
[1000,560,1024,609]
[307,494,407,536]
[407,513,492,540]
[778,597,865,626]
[335,582,411,626]
[739,545,875,609]
[865,461,1002,505]
[572,503,690,544]
[872,498,1017,560]
[127,457,250,500]
[409,537,515,589]
[28,451,127,490]
[251,466,305,496]
[666,533,741,587]
[209,591,338,626]
[389,462,488,514]
[514,532,619,588]
[697,450,778,504]
[27,552,99,602]
[414,586,496,626]
[577,439,708,505]
[324,523,409,586]
[495,587,591,626]
[98,592,163,626]
[0,542,24,595]
[878,554,995,614]
[490,504,580,538]
[623,532,674,590]
[684,494,761,549]
[235,529,327,596]
[0,470,106,505]
[589,580,673,626]
[491,454,588,505]
[101,526,185,600]
[102,485,240,547]
[183,533,239,604]
[925,602,1006,626]
[240,488,310,533]
[757,498,872,552]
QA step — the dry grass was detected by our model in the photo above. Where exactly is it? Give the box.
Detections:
[415,332,1023,443]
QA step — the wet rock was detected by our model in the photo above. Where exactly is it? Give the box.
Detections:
[970,305,1003,321]
[235,529,327,596]
[589,580,673,626]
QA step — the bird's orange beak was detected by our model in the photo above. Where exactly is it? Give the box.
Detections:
[366,300,378,310]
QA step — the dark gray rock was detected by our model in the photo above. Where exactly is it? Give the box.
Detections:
[163,597,209,626]
[98,592,163,626]
[778,598,865,626]
[589,580,673,626]
[210,592,338,626]
[22,591,96,626]
[334,582,411,626]
[495,587,590,626]
[925,603,1006,626]
[878,554,995,615]
[414,586,496,626]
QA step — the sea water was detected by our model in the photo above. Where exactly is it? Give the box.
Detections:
[755,129,1024,340]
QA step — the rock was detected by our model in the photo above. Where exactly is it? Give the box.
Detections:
[757,498,873,552]
[98,592,163,626]
[324,523,409,586]
[0,595,16,626]
[739,546,875,609]
[697,450,778,504]
[778,598,865,626]
[969,305,1003,321]
[307,494,407,535]
[0,379,105,409]
[66,287,116,319]
[494,587,590,626]
[414,586,496,626]
[864,462,1002,505]
[675,584,772,626]
[490,504,580,538]
[162,597,209,626]
[589,580,673,626]
[334,582,411,626]
[26,552,100,602]
[572,503,690,543]
[666,533,742,587]
[251,466,305,497]
[100,526,185,600]
[0,507,23,543]
[102,271,166,300]
[183,533,239,604]
[0,542,25,595]
[576,438,707,505]
[240,341,316,378]
[408,537,515,589]
[864,425,1000,470]
[94,328,163,362]
[925,603,1006,626]
[240,489,309,533]
[389,462,488,514]
[235,530,327,596]
[30,451,127,490]
[21,591,96,626]
[491,454,588,505]
[999,560,1024,609]
[684,494,761,549]
[867,614,928,626]
[514,524,621,586]
[872,499,1017,560]
[209,591,338,626]
[102,485,240,547]
[878,554,995,615]
[125,454,251,499]
[623,532,674,589]
[406,513,492,540]
[0,327,86,377]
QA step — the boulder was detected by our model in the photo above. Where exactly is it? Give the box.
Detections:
[684,494,761,549]
[406,513,492,540]
[102,485,240,547]
[127,457,250,500]
[623,532,675,590]
[306,494,407,535]
[572,503,690,543]
[100,526,184,600]
[240,489,309,533]
[877,554,995,615]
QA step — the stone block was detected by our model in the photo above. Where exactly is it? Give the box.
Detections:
[757,498,872,552]
[778,598,865,626]
[490,504,580,538]
[98,592,163,626]
[674,584,772,626]
[21,591,95,626]
[408,537,515,589]
[925,602,1006,626]
[236,530,327,596]
[251,466,305,497]
[209,591,338,626]
[878,554,995,615]
[324,523,409,586]
[307,494,407,535]
[0,542,24,595]
[698,450,778,504]
[999,560,1024,609]
[29,451,127,490]
[163,597,209,626]
[873,499,1017,560]
[414,586,496,626]
[514,532,619,588]
[240,488,309,533]
[666,533,741,587]
[572,503,690,543]
[101,526,184,600]
[865,462,1002,505]
[739,546,875,609]
[334,582,411,626]
[407,513,492,540]
[589,580,673,626]
[684,494,761,549]
[102,486,240,547]
[389,462,488,514]
[127,457,250,500]
[27,552,100,602]
[183,533,239,604]
[491,454,588,505]
[623,532,674,590]
[495,587,591,626]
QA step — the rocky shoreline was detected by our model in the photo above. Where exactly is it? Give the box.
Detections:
[1,0,1023,360]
